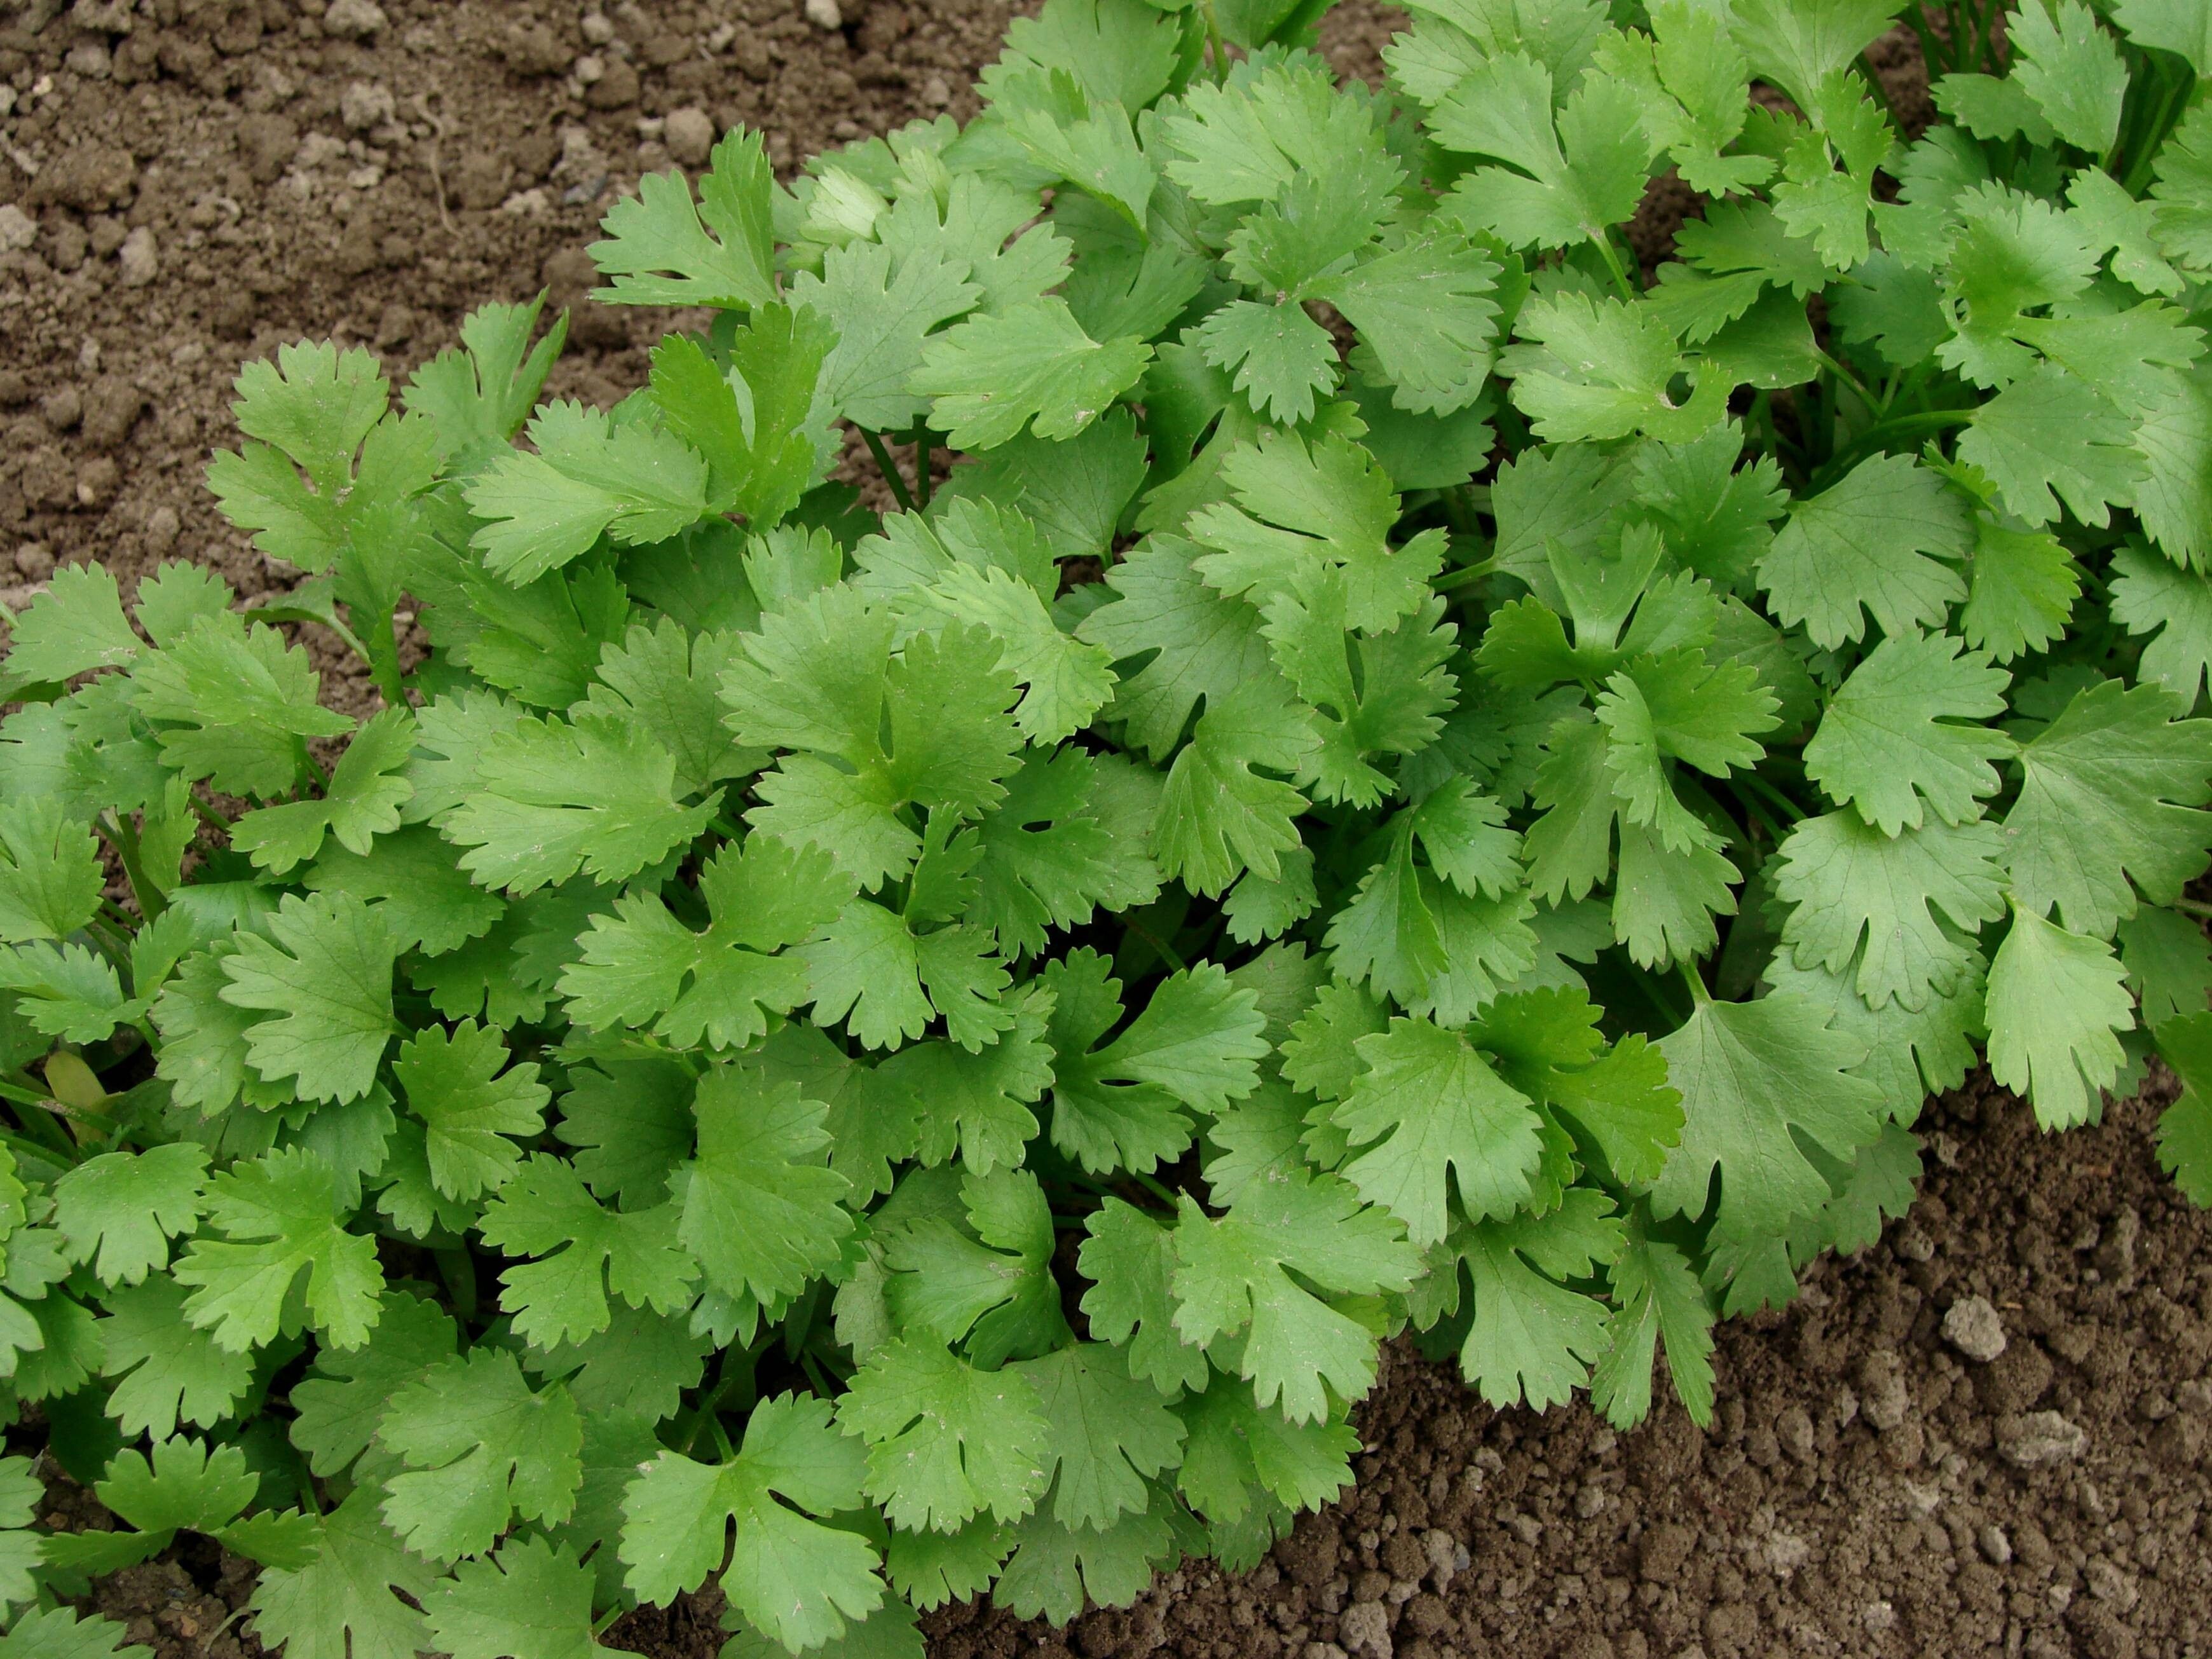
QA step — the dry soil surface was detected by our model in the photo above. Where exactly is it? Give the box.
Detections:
[2,3,2207,1658]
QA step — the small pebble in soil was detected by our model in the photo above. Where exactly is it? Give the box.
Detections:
[1998,1409,2089,1468]
[1942,1294,2008,1362]
[807,0,844,28]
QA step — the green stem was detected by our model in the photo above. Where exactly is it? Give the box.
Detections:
[1130,1170,1178,1208]
[1679,960,1713,1009]
[188,794,230,831]
[1590,232,1637,302]
[433,1248,479,1323]
[911,425,935,508]
[1813,407,1975,488]
[1201,0,1228,83]
[1815,348,1881,417]
[1431,555,1500,594]
[1737,769,1807,828]
[2170,897,2212,921]
[1123,917,1189,974]
[96,812,167,922]
[860,428,916,514]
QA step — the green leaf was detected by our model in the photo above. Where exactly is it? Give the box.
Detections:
[1331,1016,1546,1245]
[435,711,718,896]
[2151,1011,2212,1203]
[560,835,848,1050]
[1,1606,153,1658]
[1311,231,1499,416]
[1651,993,1885,1243]
[1014,1344,1186,1531]
[464,400,710,585]
[216,891,397,1105]
[2112,543,2212,703]
[885,1165,1069,1366]
[477,1155,696,1347]
[1187,430,1446,634]
[247,1489,435,1659]
[1042,950,1268,1176]
[2002,678,2212,938]
[1773,812,2007,1011]
[1170,1170,1422,1422]
[646,305,836,528]
[1803,629,2013,835]
[1189,299,1339,427]
[576,615,763,798]
[1077,1199,1211,1395]
[620,1393,884,1650]
[378,1346,583,1562]
[229,706,415,875]
[0,562,142,697]
[1499,292,1728,444]
[1756,455,1972,651]
[2120,905,2212,1027]
[53,1143,208,1287]
[287,1290,457,1475]
[791,238,981,435]
[402,295,568,468]
[1957,364,2145,529]
[678,1070,854,1305]
[1152,679,1318,898]
[423,1535,598,1659]
[840,1336,1051,1533]
[97,1278,254,1441]
[915,298,1152,451]
[589,128,777,308]
[1442,1188,1625,1410]
[393,1020,549,1202]
[2011,0,2127,156]
[1960,514,2078,662]
[1589,1223,1714,1430]
[1986,904,2133,1130]
[0,798,103,943]
[174,1147,386,1353]
[1433,55,1651,250]
[129,615,352,798]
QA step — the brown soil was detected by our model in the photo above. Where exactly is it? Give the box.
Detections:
[4,3,2207,1659]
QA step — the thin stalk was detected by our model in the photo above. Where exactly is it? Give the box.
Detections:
[1202,0,1228,83]
[1815,348,1881,418]
[860,427,916,513]
[1679,959,1714,1009]
[912,424,935,507]
[96,812,167,922]
[1813,407,1974,488]
[2169,897,2212,921]
[1736,768,1808,828]
[1129,1170,1178,1208]
[432,1246,479,1323]
[1431,556,1500,594]
[1123,917,1189,974]
[1590,233,1637,302]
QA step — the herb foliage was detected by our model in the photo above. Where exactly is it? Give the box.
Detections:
[3,0,2212,1651]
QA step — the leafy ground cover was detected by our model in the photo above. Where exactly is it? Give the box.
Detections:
[2,0,2212,1655]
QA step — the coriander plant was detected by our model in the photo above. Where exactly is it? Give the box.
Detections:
[0,0,2209,1652]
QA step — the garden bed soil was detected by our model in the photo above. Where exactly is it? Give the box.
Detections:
[1,3,2206,1657]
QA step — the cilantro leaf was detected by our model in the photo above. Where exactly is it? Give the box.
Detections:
[0,798,104,944]
[622,1393,884,1649]
[1651,993,1885,1243]
[1986,904,2133,1130]
[1042,950,1269,1176]
[840,1336,1051,1533]
[590,128,776,309]
[1152,679,1318,898]
[53,1144,207,1287]
[1170,1171,1422,1422]
[1077,1199,1211,1396]
[393,1020,549,1202]
[1773,812,2007,1011]
[2152,1010,2212,1204]
[174,1147,386,1353]
[247,1489,435,1659]
[1332,1016,1546,1245]
[1015,1344,1186,1531]
[229,706,415,875]
[378,1346,582,1562]
[1756,456,1973,650]
[915,299,1152,451]
[1803,629,2013,834]
[477,1155,696,1347]
[215,891,397,1104]
[423,1535,598,1659]
[436,711,718,896]
[0,562,141,696]
[678,1070,854,1305]
[2002,677,2212,938]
